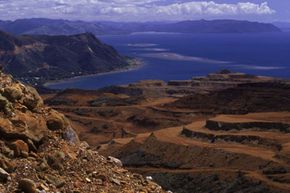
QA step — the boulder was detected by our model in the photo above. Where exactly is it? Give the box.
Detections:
[10,140,29,157]
[46,110,66,131]
[108,156,123,167]
[62,125,79,144]
[46,151,66,170]
[22,86,43,111]
[18,178,37,193]
[0,94,13,116]
[3,85,23,102]
[0,112,48,143]
[0,156,15,172]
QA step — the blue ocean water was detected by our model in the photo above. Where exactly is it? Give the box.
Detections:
[47,32,290,90]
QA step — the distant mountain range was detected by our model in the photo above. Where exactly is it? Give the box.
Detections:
[0,19,282,86]
[128,20,281,34]
[273,22,290,32]
[0,18,281,36]
[0,30,130,85]
[0,18,107,35]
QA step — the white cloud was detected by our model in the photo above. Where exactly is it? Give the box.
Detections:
[0,1,275,21]
[155,1,275,16]
[237,2,275,15]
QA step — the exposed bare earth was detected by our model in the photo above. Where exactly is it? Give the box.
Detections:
[44,71,290,193]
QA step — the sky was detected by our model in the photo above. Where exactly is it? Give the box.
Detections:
[0,0,289,22]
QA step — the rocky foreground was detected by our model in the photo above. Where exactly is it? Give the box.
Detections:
[45,71,290,193]
[0,72,166,192]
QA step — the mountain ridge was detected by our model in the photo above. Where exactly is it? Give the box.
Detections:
[0,18,281,35]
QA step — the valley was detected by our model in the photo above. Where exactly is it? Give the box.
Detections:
[43,71,290,193]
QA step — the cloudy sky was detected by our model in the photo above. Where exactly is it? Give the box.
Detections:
[0,0,289,22]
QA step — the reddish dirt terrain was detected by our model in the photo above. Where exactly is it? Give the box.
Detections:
[44,71,290,193]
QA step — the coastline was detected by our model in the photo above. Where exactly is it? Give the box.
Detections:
[43,58,145,88]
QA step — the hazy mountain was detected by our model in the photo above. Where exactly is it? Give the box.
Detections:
[0,18,281,36]
[158,20,281,33]
[273,22,290,32]
[0,18,107,35]
[0,30,129,84]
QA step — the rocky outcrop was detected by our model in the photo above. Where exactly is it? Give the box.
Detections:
[181,127,282,150]
[168,82,290,114]
[205,119,290,133]
[0,72,165,192]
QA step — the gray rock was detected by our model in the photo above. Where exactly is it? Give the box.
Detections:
[108,156,123,167]
[111,178,121,185]
[146,176,153,181]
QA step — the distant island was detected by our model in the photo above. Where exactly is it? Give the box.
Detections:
[0,18,281,36]
[0,30,133,86]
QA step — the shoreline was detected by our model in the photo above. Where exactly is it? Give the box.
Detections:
[43,59,145,87]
